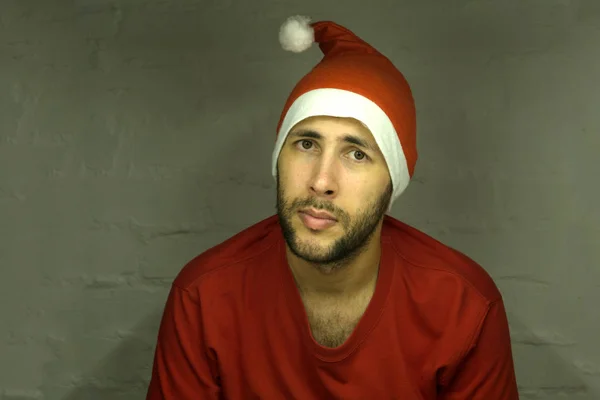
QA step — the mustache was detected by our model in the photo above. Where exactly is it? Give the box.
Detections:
[294,200,337,214]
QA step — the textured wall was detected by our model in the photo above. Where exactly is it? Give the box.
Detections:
[1,0,599,399]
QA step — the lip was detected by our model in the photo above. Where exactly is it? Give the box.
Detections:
[298,212,337,231]
[298,209,338,231]
[299,208,337,221]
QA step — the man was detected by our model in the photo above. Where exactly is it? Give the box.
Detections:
[146,15,519,399]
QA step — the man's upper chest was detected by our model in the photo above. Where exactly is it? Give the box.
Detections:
[214,295,438,400]
[300,289,374,348]
[206,285,445,400]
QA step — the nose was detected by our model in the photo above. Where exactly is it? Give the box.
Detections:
[309,158,339,201]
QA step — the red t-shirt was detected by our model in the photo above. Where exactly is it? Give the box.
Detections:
[146,214,519,399]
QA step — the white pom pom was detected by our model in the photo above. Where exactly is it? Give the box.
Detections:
[279,15,314,53]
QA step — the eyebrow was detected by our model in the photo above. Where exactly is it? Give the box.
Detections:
[289,129,379,153]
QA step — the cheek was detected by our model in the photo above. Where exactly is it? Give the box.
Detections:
[345,176,386,204]
[281,160,311,186]
[278,167,303,198]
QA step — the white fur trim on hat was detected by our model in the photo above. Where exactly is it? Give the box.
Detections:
[271,88,410,213]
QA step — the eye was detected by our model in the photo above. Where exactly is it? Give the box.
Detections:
[350,150,369,162]
[294,139,314,151]
[300,140,313,150]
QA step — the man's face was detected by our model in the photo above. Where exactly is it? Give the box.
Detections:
[276,116,392,272]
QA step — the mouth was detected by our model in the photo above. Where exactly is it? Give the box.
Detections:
[299,208,337,220]
[298,209,338,231]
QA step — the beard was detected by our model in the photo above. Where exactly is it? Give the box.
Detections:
[276,171,392,274]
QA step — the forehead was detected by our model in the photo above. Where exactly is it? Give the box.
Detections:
[288,116,381,152]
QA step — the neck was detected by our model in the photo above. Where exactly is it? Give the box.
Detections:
[285,230,382,297]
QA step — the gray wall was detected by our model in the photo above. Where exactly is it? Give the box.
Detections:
[1,0,599,399]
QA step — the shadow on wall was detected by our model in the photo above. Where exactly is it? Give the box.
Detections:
[35,4,283,399]
[507,316,594,400]
[109,1,284,228]
[52,310,162,400]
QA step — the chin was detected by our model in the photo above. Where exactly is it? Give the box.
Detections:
[292,243,336,265]
[294,228,332,246]
[295,232,341,258]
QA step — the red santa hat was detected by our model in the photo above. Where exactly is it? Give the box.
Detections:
[271,15,417,213]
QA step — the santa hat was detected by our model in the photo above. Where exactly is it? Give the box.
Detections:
[271,15,417,213]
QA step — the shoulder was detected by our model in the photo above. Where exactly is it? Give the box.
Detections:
[171,214,282,291]
[382,215,502,304]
